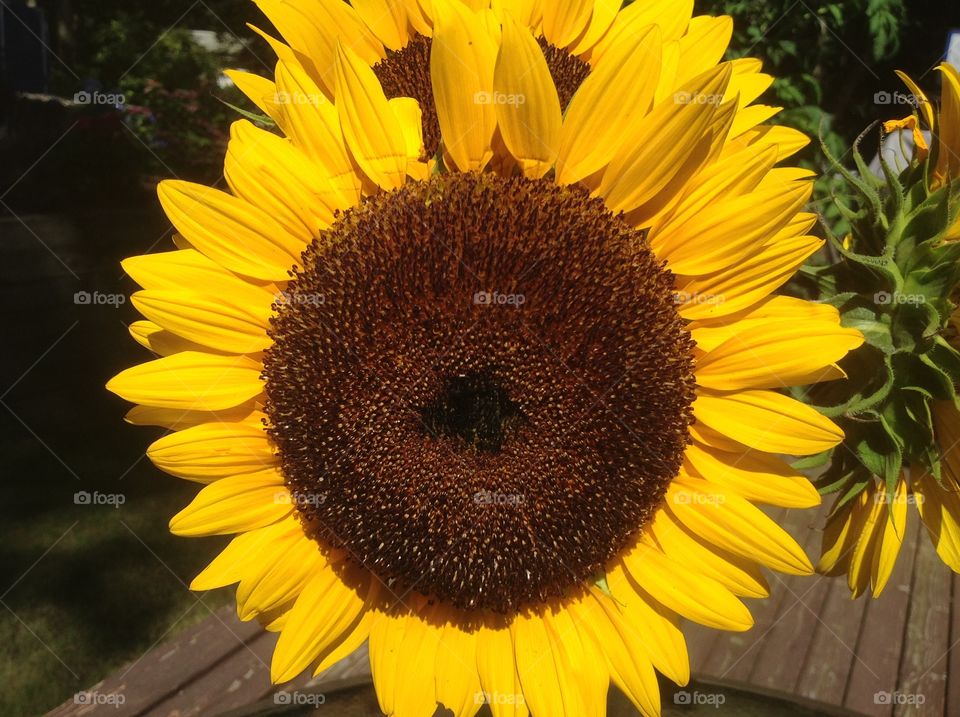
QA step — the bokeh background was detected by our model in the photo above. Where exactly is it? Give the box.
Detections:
[1,0,959,714]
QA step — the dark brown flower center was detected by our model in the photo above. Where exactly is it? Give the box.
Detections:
[263,173,696,613]
[372,34,592,162]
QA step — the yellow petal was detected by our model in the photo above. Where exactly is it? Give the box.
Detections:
[190,517,303,590]
[434,612,482,717]
[673,15,732,87]
[223,69,281,121]
[597,64,731,213]
[648,508,770,597]
[667,477,814,575]
[539,0,593,49]
[622,539,753,631]
[107,352,263,411]
[430,2,497,171]
[872,477,908,595]
[573,593,661,716]
[146,420,275,482]
[493,15,562,178]
[677,233,823,321]
[273,60,363,202]
[124,401,259,430]
[683,442,821,509]
[695,319,864,390]
[556,25,661,184]
[914,472,960,572]
[351,0,410,50]
[271,565,372,682]
[847,482,886,597]
[542,604,608,715]
[334,42,408,189]
[388,96,426,161]
[226,119,349,233]
[476,621,529,717]
[605,565,690,685]
[169,469,288,536]
[653,181,811,276]
[122,248,275,298]
[236,531,326,620]
[693,389,843,455]
[591,0,692,63]
[688,294,836,352]
[128,320,213,357]
[156,180,303,282]
[512,611,566,717]
[131,290,272,355]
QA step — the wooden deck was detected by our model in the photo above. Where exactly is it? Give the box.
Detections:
[49,502,956,716]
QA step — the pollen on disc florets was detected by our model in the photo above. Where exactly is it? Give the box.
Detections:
[263,172,696,614]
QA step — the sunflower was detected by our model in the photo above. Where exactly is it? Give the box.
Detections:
[814,64,960,598]
[237,0,775,165]
[108,7,863,717]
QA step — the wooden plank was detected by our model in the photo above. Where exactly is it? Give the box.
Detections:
[843,515,922,717]
[947,569,960,716]
[893,533,951,717]
[696,507,806,683]
[48,604,263,717]
[140,629,277,716]
[746,502,832,692]
[794,560,871,705]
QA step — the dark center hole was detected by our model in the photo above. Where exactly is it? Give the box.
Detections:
[418,372,525,453]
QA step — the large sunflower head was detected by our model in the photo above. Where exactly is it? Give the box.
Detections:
[108,4,863,715]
